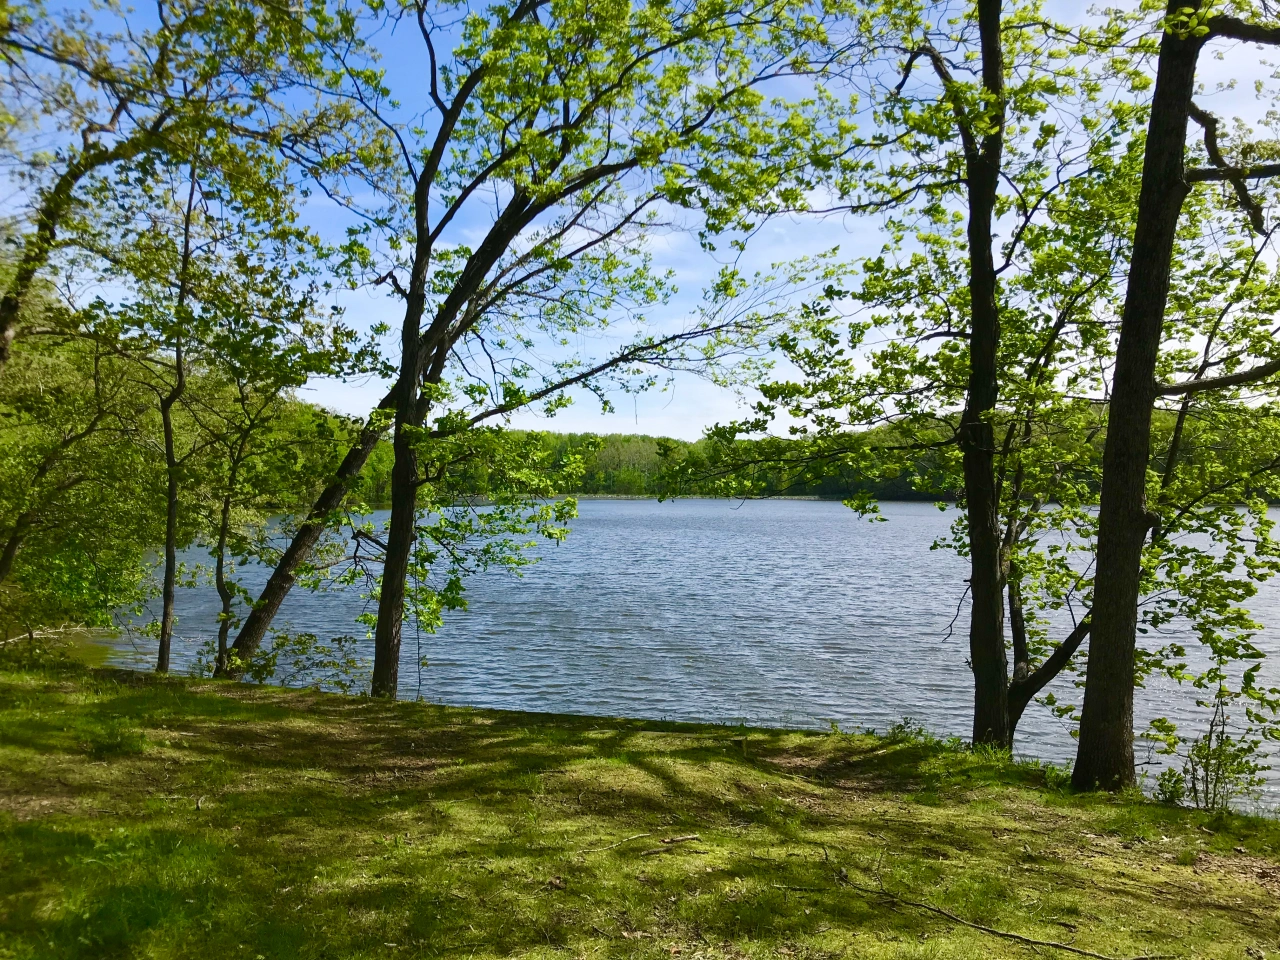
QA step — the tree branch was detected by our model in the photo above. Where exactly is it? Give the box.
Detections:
[1188,102,1265,231]
[1155,356,1280,396]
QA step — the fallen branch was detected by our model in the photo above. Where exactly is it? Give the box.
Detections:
[579,833,651,853]
[298,774,362,785]
[639,837,705,856]
[838,872,1173,960]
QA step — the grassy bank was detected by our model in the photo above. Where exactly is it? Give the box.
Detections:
[1,649,1279,959]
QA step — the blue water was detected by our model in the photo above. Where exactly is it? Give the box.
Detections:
[102,498,1280,797]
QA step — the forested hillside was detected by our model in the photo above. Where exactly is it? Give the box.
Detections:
[351,431,942,502]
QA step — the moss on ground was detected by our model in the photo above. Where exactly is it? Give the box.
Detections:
[1,646,1278,959]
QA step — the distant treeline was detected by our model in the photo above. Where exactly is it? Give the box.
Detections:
[349,431,944,503]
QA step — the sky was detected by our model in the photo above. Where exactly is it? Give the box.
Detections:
[298,209,878,440]
[36,0,1275,443]
[282,7,896,440]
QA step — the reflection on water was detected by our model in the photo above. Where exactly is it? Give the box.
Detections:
[101,498,1280,799]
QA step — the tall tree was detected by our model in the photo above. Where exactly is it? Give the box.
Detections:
[686,0,1139,746]
[224,0,864,696]
[1074,0,1280,790]
[0,0,377,373]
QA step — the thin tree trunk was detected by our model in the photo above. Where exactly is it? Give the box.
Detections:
[155,165,198,674]
[214,488,234,674]
[0,515,31,583]
[157,377,182,673]
[1008,570,1029,682]
[960,0,1009,747]
[1073,6,1203,791]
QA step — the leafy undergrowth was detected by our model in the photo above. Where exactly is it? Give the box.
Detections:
[1,650,1279,959]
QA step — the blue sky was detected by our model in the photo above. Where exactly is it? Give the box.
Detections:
[276,4,1280,440]
[285,7,889,440]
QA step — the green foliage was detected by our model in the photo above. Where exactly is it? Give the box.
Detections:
[198,630,371,695]
[333,427,586,640]
[1148,681,1273,813]
[0,330,162,637]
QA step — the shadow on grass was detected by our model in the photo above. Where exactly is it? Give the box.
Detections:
[2,658,1279,959]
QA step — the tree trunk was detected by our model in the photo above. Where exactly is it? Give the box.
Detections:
[368,410,420,698]
[157,391,180,672]
[156,366,183,674]
[0,515,31,583]
[155,167,198,675]
[369,287,432,698]
[1073,8,1203,791]
[214,489,234,675]
[960,0,1009,747]
[220,411,392,677]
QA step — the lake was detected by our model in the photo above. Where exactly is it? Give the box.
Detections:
[100,498,1280,794]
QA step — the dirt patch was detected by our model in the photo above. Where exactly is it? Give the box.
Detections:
[1196,851,1280,897]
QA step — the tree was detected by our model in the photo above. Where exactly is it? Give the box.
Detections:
[0,301,161,638]
[65,115,366,672]
[0,0,378,372]
[686,0,1140,746]
[224,0,865,697]
[1074,0,1280,790]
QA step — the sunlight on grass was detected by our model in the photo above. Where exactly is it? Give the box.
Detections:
[1,647,1278,959]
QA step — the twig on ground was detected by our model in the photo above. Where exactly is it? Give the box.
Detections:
[837,872,1174,960]
[639,835,704,856]
[579,833,651,853]
[299,774,361,785]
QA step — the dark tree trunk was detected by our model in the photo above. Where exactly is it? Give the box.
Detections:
[960,0,1009,747]
[156,366,183,674]
[220,411,392,677]
[1073,8,1203,791]
[0,515,31,583]
[369,279,433,698]
[155,168,198,675]
[1008,571,1029,683]
[368,404,420,698]
[214,489,234,675]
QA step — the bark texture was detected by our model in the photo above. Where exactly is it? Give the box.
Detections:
[959,0,1010,746]
[368,289,429,698]
[156,364,183,674]
[1073,8,1203,791]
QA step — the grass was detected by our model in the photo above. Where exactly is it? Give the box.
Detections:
[1,644,1279,959]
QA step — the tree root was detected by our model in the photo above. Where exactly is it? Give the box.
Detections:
[838,871,1174,960]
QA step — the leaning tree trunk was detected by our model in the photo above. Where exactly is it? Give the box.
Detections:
[960,0,1010,747]
[219,395,393,677]
[1073,7,1203,791]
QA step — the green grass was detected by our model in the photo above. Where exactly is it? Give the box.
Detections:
[1,646,1279,959]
